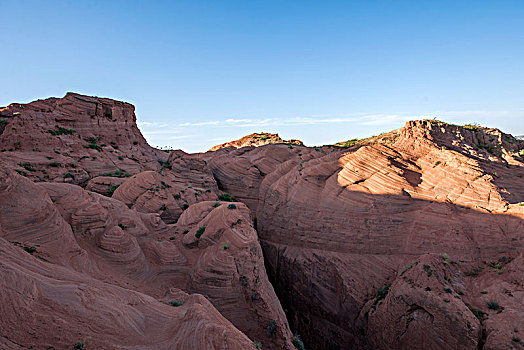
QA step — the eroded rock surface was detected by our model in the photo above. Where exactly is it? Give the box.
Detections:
[1,94,523,350]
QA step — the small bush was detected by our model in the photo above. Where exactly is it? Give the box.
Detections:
[107,184,120,197]
[480,291,488,294]
[23,246,37,254]
[227,203,237,209]
[292,334,305,350]
[443,287,453,294]
[373,283,391,307]
[212,201,221,208]
[266,319,277,337]
[220,242,229,250]
[169,301,184,307]
[253,341,262,349]
[195,226,206,239]
[73,341,84,349]
[513,336,521,343]
[49,162,61,167]
[443,298,450,303]
[487,301,499,310]
[181,203,189,210]
[182,229,189,235]
[103,169,130,178]
[465,267,483,276]
[64,173,74,179]
[47,127,76,136]
[463,123,480,131]
[18,162,35,172]
[0,119,8,125]
[217,193,237,202]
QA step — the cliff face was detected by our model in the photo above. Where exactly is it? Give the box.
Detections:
[0,93,167,185]
[205,120,524,349]
[209,132,303,151]
[0,94,293,350]
[1,94,524,350]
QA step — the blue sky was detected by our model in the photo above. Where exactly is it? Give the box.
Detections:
[1,0,523,152]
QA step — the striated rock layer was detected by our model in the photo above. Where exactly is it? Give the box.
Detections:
[2,93,524,350]
[205,120,524,349]
[210,132,303,151]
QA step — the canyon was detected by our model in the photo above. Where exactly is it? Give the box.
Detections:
[0,93,523,349]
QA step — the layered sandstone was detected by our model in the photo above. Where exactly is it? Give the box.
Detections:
[210,132,303,151]
[1,94,523,350]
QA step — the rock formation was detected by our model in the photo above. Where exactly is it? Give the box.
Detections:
[1,94,523,350]
[210,132,303,151]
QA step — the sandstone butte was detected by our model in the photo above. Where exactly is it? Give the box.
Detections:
[0,92,523,350]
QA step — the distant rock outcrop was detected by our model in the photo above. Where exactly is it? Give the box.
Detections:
[209,132,303,151]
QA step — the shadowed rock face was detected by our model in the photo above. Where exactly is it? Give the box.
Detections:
[205,120,524,349]
[1,94,524,349]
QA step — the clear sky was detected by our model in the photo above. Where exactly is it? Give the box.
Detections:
[1,0,523,152]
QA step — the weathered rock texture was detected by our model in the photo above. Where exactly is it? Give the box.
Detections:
[205,120,524,349]
[0,92,167,186]
[1,94,524,350]
[210,132,303,151]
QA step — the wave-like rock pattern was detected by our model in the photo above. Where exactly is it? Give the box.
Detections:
[206,121,524,349]
[0,236,255,349]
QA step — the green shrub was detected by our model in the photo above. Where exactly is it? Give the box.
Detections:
[227,203,237,209]
[169,301,184,307]
[182,229,189,234]
[212,201,221,208]
[64,173,74,179]
[266,319,277,337]
[487,301,500,310]
[18,162,35,172]
[218,193,237,202]
[443,287,453,294]
[0,119,8,125]
[513,336,521,343]
[467,304,485,320]
[253,341,262,349]
[73,341,84,349]
[195,226,206,239]
[106,184,120,197]
[463,123,480,131]
[23,246,37,254]
[465,267,483,276]
[47,127,76,136]
[373,283,391,307]
[342,138,360,148]
[292,334,305,350]
[49,162,61,167]
[103,169,130,178]
[181,203,189,210]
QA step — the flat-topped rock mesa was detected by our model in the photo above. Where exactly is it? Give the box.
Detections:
[0,92,167,185]
[209,132,303,151]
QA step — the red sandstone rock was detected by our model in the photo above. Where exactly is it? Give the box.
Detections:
[209,132,303,151]
[1,94,524,350]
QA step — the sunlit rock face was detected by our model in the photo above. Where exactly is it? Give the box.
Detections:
[209,132,303,151]
[205,120,524,349]
[1,93,524,350]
